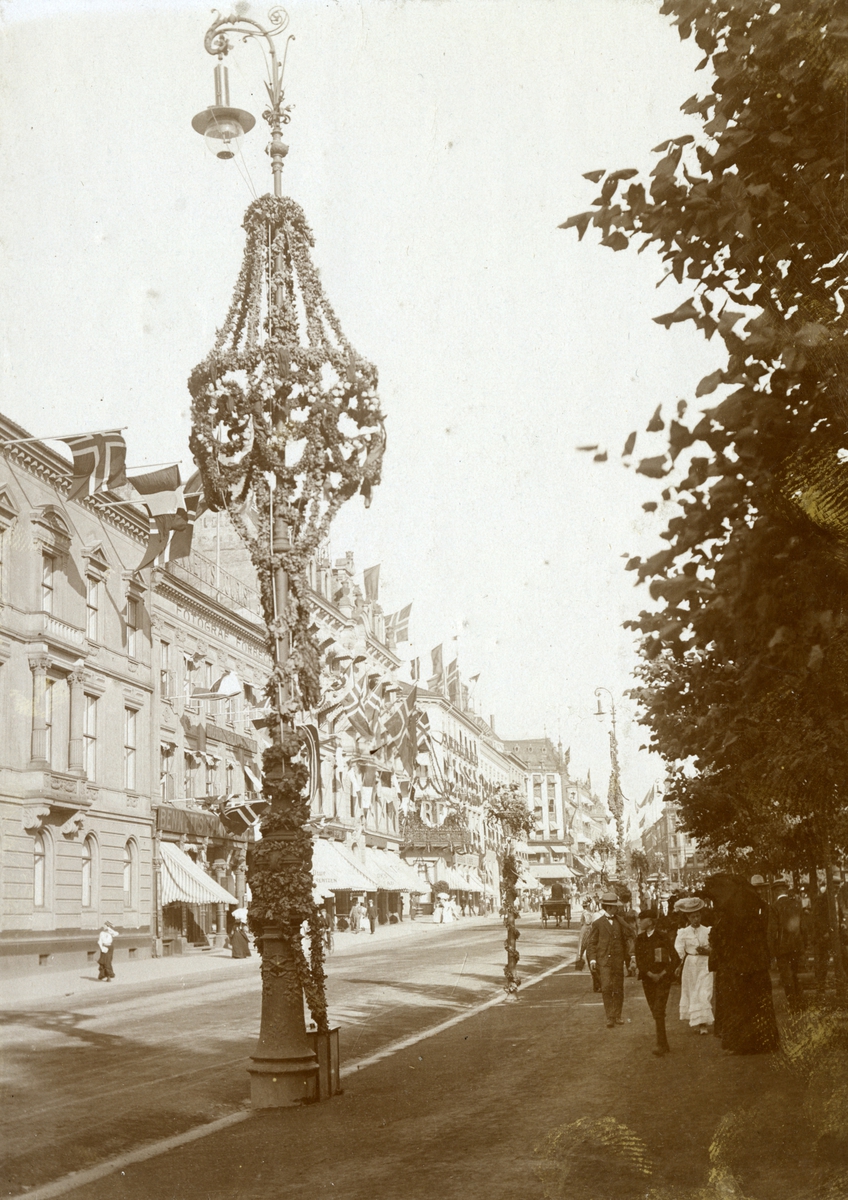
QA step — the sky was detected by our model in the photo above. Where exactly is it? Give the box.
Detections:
[0,0,724,811]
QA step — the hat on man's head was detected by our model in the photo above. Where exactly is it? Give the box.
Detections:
[638,910,655,921]
[674,896,704,913]
[750,875,766,887]
[600,891,621,906]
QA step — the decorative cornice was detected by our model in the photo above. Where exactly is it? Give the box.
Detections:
[0,414,148,542]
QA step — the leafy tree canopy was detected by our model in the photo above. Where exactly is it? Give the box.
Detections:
[563,0,848,865]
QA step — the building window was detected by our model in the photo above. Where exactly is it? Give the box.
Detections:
[85,576,100,641]
[123,840,137,909]
[123,707,137,790]
[33,833,46,907]
[41,553,55,613]
[184,752,197,800]
[83,694,97,779]
[206,758,218,797]
[160,745,175,801]
[226,760,235,796]
[126,596,140,659]
[160,641,172,697]
[81,835,95,908]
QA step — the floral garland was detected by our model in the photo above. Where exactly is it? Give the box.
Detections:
[188,194,385,713]
[246,733,328,1031]
[486,785,532,997]
[188,195,385,1031]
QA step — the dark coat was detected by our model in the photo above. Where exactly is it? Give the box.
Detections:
[635,928,679,981]
[585,913,635,969]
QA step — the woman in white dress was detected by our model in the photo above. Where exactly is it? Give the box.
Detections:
[674,897,714,1033]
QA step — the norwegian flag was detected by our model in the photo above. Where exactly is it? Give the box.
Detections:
[385,603,412,643]
[135,471,206,572]
[61,430,127,501]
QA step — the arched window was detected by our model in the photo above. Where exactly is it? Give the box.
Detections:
[33,833,46,907]
[123,839,137,910]
[81,835,95,909]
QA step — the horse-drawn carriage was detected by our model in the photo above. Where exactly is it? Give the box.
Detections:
[540,898,571,928]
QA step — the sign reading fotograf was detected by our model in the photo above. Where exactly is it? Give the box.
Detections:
[175,603,258,654]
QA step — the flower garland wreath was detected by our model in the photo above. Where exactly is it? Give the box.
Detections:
[188,195,386,1031]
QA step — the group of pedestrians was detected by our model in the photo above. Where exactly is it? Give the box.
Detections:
[580,875,781,1058]
[348,897,378,934]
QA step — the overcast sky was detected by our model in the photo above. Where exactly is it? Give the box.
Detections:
[0,0,722,809]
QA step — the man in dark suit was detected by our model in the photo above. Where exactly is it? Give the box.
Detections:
[586,891,637,1027]
[635,910,680,1055]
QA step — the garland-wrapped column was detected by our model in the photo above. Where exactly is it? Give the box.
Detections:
[189,194,385,1108]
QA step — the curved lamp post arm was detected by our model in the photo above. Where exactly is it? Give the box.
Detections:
[201,8,295,195]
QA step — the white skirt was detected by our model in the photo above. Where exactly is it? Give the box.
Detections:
[679,954,714,1026]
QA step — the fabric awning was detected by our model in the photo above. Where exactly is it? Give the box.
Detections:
[462,869,488,892]
[159,842,239,907]
[549,845,570,853]
[311,839,379,892]
[528,863,576,880]
[516,873,543,891]
[387,855,427,892]
[369,848,414,891]
[363,848,402,889]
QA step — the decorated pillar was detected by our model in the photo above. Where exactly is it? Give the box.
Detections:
[68,666,87,776]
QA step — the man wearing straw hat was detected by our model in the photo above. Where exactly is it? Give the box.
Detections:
[586,891,637,1028]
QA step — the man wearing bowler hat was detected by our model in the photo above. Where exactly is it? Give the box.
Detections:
[586,890,637,1027]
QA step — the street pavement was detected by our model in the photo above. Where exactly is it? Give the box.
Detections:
[1,915,577,1197]
[2,918,819,1200]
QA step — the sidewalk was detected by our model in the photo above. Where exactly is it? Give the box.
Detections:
[0,915,497,1009]
[37,964,818,1200]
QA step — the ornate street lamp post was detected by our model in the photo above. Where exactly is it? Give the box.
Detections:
[594,687,626,879]
[189,8,385,1108]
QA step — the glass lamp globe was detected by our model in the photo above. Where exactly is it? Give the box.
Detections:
[192,106,256,161]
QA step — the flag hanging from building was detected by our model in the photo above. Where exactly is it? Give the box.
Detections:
[386,686,418,776]
[61,430,127,502]
[129,464,184,516]
[167,470,207,560]
[136,510,190,572]
[446,659,459,702]
[192,671,242,702]
[410,657,420,682]
[431,644,444,680]
[220,793,268,834]
[385,603,412,643]
[363,564,380,603]
[297,723,323,807]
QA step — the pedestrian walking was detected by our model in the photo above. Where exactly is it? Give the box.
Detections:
[769,879,804,1009]
[586,891,637,1028]
[702,873,780,1055]
[366,900,377,934]
[230,921,251,958]
[635,910,680,1056]
[97,922,117,981]
[674,897,714,1033]
[349,898,365,934]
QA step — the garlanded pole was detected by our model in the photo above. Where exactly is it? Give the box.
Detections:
[595,687,625,878]
[189,8,386,1108]
[486,784,532,1000]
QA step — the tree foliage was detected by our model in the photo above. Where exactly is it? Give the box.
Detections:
[563,0,848,865]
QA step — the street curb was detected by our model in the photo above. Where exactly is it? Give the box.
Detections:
[9,954,572,1200]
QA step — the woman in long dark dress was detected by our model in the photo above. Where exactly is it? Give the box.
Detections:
[702,873,779,1054]
[230,922,251,958]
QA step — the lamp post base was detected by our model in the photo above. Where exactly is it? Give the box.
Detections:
[249,925,319,1109]
[248,1052,319,1109]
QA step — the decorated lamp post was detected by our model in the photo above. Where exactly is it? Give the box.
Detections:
[486,784,532,999]
[594,687,625,879]
[190,8,385,1108]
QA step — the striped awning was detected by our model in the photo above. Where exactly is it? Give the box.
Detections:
[159,842,239,907]
[462,869,488,892]
[312,838,379,892]
[363,848,402,889]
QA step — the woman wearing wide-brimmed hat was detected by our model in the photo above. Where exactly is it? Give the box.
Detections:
[673,897,714,1033]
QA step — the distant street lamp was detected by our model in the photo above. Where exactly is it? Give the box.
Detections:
[189,8,385,1109]
[594,687,626,878]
